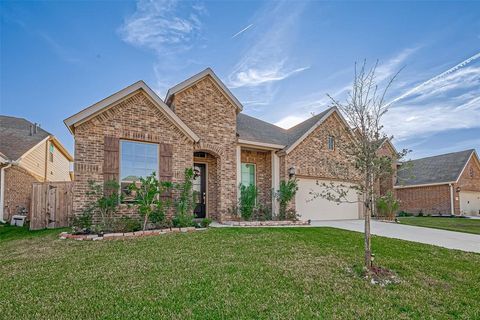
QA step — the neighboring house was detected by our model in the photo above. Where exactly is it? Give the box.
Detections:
[0,116,73,222]
[64,68,362,222]
[395,149,480,216]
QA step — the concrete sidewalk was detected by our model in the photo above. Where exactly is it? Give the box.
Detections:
[310,220,480,253]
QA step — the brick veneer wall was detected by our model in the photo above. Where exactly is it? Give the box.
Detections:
[73,91,194,218]
[285,112,355,181]
[3,166,39,220]
[376,141,397,196]
[241,149,272,210]
[396,184,452,215]
[194,153,219,219]
[170,76,238,220]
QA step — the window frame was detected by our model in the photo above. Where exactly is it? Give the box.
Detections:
[119,139,160,200]
[240,162,256,187]
[49,142,54,162]
[327,135,335,151]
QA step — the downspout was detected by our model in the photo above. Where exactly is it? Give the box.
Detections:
[0,162,14,223]
[449,183,455,216]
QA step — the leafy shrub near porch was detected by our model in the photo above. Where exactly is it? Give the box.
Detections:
[86,180,123,232]
[128,172,173,230]
[275,179,299,220]
[239,184,258,220]
[172,168,196,227]
[113,216,142,233]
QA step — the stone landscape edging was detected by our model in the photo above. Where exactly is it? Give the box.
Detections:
[59,227,202,241]
[219,220,310,227]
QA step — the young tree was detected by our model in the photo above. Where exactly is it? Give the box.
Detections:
[311,61,408,270]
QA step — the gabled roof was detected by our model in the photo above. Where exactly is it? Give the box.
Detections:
[236,107,351,153]
[64,81,200,142]
[0,116,50,161]
[0,115,73,162]
[396,149,478,187]
[165,68,243,112]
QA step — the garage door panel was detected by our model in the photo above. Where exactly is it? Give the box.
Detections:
[460,191,480,215]
[296,178,360,220]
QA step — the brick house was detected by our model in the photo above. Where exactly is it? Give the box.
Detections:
[0,116,73,222]
[395,149,480,215]
[64,68,363,222]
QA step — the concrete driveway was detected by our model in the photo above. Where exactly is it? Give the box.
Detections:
[311,220,480,253]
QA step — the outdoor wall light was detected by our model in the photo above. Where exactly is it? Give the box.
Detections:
[288,166,296,178]
[456,187,461,192]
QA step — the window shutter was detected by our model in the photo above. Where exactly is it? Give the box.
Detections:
[159,143,173,182]
[103,136,119,195]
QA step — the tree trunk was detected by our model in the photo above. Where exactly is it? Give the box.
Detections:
[143,214,148,231]
[364,173,372,270]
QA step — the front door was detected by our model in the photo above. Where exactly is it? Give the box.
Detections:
[193,163,206,218]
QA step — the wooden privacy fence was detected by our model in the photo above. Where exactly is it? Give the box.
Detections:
[30,182,74,230]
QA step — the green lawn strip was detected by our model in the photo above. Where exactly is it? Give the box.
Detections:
[0,224,68,242]
[0,227,478,319]
[398,217,480,234]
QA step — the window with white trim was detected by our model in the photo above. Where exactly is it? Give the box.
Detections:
[241,163,256,186]
[120,140,158,199]
[327,135,335,151]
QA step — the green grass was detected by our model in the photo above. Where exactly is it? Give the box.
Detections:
[1,226,479,319]
[398,216,480,234]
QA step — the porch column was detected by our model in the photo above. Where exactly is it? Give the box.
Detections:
[271,151,280,215]
[236,145,241,201]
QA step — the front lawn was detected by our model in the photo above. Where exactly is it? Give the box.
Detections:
[398,216,480,234]
[0,226,479,319]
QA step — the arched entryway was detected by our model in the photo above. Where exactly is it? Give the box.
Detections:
[193,150,220,220]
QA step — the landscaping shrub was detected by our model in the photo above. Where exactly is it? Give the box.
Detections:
[275,179,298,220]
[376,192,400,220]
[128,172,173,230]
[172,168,196,227]
[114,216,141,233]
[200,218,212,228]
[85,180,122,232]
[397,211,412,217]
[253,204,272,221]
[239,184,258,220]
[71,207,93,234]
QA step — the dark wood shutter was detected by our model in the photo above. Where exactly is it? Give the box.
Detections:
[103,136,119,195]
[159,143,173,182]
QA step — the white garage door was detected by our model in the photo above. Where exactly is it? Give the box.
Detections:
[460,191,480,216]
[295,178,360,221]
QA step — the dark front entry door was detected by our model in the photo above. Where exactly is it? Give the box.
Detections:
[193,163,206,218]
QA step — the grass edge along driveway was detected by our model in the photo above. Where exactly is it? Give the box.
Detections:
[398,216,480,234]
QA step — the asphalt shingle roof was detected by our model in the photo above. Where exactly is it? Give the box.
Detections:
[396,149,475,186]
[236,107,334,147]
[0,115,51,161]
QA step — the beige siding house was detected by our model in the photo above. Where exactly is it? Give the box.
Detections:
[65,68,364,222]
[0,116,73,222]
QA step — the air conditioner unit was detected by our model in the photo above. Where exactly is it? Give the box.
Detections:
[10,215,26,227]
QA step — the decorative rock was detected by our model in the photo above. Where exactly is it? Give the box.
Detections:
[186,227,196,232]
[124,232,134,237]
[92,237,103,241]
[171,228,180,233]
[180,228,188,233]
[133,231,144,236]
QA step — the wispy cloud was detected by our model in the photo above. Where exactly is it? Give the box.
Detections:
[273,48,419,129]
[228,1,309,94]
[119,0,204,56]
[232,24,253,39]
[119,0,206,94]
[384,54,480,141]
[39,32,81,64]
[229,64,309,88]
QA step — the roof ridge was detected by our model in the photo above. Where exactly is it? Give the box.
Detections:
[410,149,474,162]
[286,107,334,132]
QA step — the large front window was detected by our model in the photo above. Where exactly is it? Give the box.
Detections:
[120,140,158,199]
[241,163,256,186]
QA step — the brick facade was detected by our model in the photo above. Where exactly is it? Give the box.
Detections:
[284,112,355,181]
[73,91,194,218]
[396,184,451,215]
[3,166,40,221]
[170,76,238,219]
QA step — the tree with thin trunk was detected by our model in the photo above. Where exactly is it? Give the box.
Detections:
[310,61,408,270]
